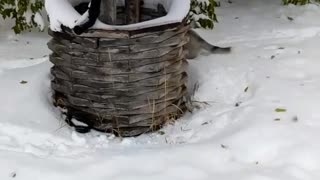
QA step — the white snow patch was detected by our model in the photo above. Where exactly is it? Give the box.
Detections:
[34,12,45,30]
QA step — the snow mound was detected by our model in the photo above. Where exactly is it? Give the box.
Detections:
[45,0,190,32]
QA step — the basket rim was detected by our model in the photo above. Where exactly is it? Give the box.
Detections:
[57,20,190,38]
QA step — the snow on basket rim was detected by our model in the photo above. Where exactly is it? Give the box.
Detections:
[45,0,191,32]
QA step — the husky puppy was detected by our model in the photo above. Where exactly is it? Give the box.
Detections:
[185,29,231,59]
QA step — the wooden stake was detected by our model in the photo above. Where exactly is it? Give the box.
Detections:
[125,0,141,24]
[99,0,117,25]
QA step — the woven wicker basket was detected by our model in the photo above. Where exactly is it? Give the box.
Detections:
[48,8,189,137]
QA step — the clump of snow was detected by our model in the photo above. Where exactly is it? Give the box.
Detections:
[45,0,190,31]
[23,11,33,26]
[33,12,45,31]
[189,0,216,26]
[45,0,84,31]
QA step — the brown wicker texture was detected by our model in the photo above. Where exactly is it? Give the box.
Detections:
[48,21,189,137]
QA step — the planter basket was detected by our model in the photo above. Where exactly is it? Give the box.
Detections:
[48,6,190,137]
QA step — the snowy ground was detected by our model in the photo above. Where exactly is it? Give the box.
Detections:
[1,0,320,179]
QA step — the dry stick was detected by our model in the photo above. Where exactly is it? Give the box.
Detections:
[147,97,156,132]
[89,98,106,131]
[52,96,69,133]
[151,99,156,131]
[125,0,141,24]
[107,49,121,136]
[171,103,184,114]
[164,65,168,122]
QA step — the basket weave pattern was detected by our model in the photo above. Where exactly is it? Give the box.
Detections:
[48,24,189,136]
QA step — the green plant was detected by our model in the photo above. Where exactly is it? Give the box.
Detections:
[282,0,320,5]
[0,0,44,33]
[189,0,219,29]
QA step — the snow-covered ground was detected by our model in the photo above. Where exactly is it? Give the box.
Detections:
[1,0,320,179]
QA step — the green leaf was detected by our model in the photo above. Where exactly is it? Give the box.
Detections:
[275,108,287,112]
[20,80,28,84]
[0,0,44,34]
[282,0,313,5]
[221,144,228,149]
[244,86,249,92]
[189,0,218,29]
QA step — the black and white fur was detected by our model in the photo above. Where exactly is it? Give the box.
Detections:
[73,0,101,35]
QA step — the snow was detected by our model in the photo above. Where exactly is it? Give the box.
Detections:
[45,0,85,31]
[45,0,190,31]
[33,12,45,31]
[2,0,320,179]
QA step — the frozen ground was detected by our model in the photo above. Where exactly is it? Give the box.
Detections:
[1,0,320,179]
